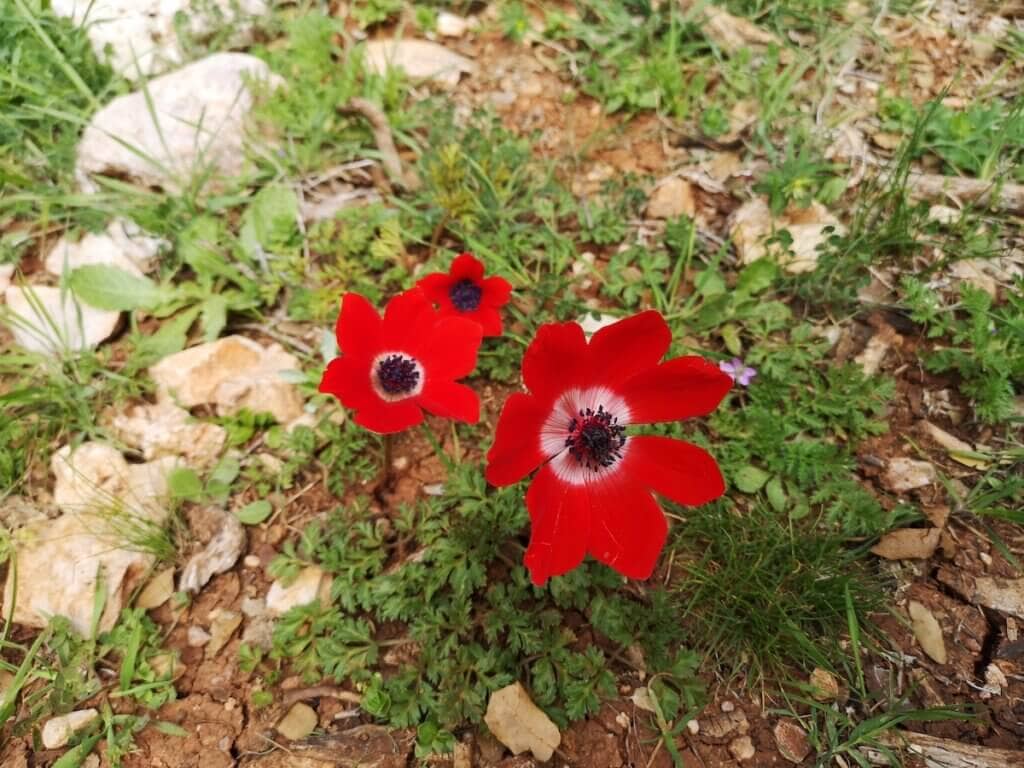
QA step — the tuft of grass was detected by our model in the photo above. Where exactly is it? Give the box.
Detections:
[668,502,883,681]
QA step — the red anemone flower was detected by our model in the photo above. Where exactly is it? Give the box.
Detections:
[485,311,732,585]
[319,289,483,434]
[416,252,513,337]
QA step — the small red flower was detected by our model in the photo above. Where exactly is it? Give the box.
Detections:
[485,311,732,585]
[319,289,483,434]
[416,252,513,337]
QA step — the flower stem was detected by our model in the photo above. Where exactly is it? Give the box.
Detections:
[381,433,394,492]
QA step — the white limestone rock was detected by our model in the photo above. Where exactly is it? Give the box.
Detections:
[76,53,280,193]
[44,219,166,278]
[51,0,269,79]
[363,40,475,88]
[149,335,304,424]
[3,285,120,356]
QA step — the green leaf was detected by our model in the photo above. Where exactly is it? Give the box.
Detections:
[237,500,273,525]
[694,268,725,298]
[152,721,189,737]
[52,734,101,768]
[200,294,228,342]
[720,323,742,356]
[734,465,770,494]
[241,184,299,253]
[68,265,167,311]
[178,217,228,281]
[735,258,778,295]
[167,467,202,500]
[132,307,198,366]
[206,456,240,503]
[766,476,786,512]
[790,502,811,521]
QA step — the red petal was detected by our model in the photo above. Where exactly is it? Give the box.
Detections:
[485,392,548,486]
[588,311,671,386]
[620,356,733,424]
[418,317,482,378]
[321,356,423,434]
[481,275,513,308]
[416,272,454,307]
[382,288,435,349]
[319,356,375,411]
[473,307,503,337]
[587,475,667,580]
[523,465,590,585]
[626,436,725,506]
[450,252,485,282]
[336,293,382,359]
[418,380,479,424]
[522,321,589,398]
[354,399,423,434]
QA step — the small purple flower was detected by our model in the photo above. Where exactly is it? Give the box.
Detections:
[719,358,757,387]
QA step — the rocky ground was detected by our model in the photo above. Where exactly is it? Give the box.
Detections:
[2,1,1024,767]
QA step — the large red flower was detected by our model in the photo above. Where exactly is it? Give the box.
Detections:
[319,289,483,434]
[485,312,732,585]
[416,252,513,337]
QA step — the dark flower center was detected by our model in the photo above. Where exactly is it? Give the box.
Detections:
[375,354,420,395]
[565,405,626,472]
[449,279,483,312]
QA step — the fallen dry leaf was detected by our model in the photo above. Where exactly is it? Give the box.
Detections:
[809,668,840,701]
[484,682,560,761]
[908,600,947,665]
[730,198,844,274]
[919,420,990,469]
[871,528,942,560]
[136,567,175,610]
[645,176,696,220]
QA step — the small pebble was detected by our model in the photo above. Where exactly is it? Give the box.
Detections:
[721,700,735,712]
[187,626,212,647]
[686,719,700,735]
[243,555,261,568]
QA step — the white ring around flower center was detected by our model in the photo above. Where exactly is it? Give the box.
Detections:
[540,386,632,486]
[370,351,425,402]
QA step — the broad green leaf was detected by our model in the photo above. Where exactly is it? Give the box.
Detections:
[720,323,742,356]
[153,721,189,737]
[766,476,787,512]
[207,456,240,503]
[694,268,725,298]
[178,216,227,281]
[735,258,779,295]
[734,465,770,494]
[241,184,299,253]
[200,294,228,341]
[167,467,202,500]
[132,307,199,366]
[68,265,167,310]
[236,500,273,525]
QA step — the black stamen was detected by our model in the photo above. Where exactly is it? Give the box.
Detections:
[564,404,627,473]
[449,279,483,312]
[376,354,420,395]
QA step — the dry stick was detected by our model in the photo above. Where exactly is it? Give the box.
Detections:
[869,731,1024,768]
[905,172,1024,215]
[282,685,363,706]
[340,98,421,192]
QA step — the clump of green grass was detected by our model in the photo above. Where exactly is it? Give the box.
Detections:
[0,0,114,189]
[669,502,882,680]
